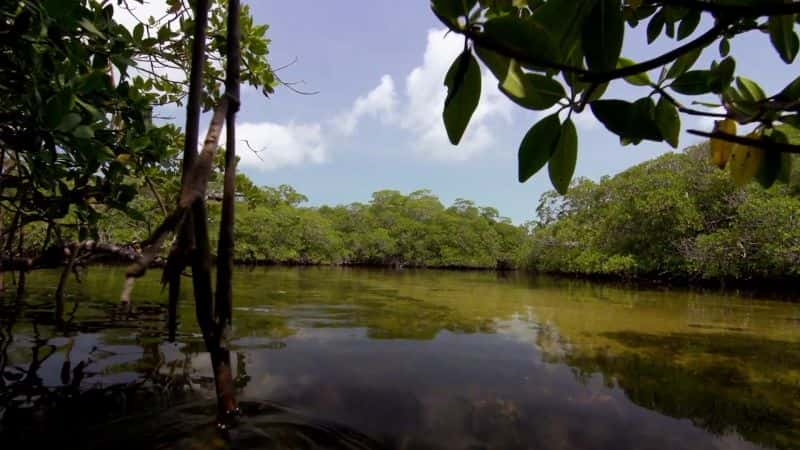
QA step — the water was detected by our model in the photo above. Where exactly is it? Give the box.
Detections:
[1,266,799,450]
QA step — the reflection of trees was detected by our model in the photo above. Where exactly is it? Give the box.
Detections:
[0,298,249,446]
[556,331,800,450]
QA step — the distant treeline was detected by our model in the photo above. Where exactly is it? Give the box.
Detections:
[18,144,800,279]
[98,184,531,270]
[527,144,800,281]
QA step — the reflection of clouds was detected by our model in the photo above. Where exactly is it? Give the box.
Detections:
[226,329,759,450]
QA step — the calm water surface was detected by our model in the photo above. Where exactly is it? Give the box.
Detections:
[0,267,799,450]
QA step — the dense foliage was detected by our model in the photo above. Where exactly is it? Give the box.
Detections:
[0,0,274,253]
[433,0,800,193]
[528,144,800,280]
[96,183,531,269]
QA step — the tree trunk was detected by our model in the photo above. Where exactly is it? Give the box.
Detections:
[212,0,242,422]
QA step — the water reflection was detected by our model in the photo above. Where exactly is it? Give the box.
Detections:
[0,267,798,449]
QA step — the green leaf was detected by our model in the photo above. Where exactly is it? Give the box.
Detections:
[443,50,482,145]
[775,122,800,143]
[591,100,633,137]
[519,114,561,182]
[548,118,578,194]
[482,15,560,66]
[617,57,651,86]
[777,75,800,100]
[671,70,712,95]
[78,18,104,38]
[500,68,566,110]
[475,45,511,82]
[769,14,799,64]
[631,97,663,142]
[719,38,730,57]
[133,23,144,42]
[44,90,75,128]
[647,11,664,44]
[72,125,94,140]
[531,0,596,57]
[42,0,80,24]
[666,47,702,79]
[756,150,782,189]
[591,98,662,143]
[582,0,624,72]
[655,96,680,148]
[677,10,700,40]
[476,47,561,109]
[709,57,736,93]
[736,77,767,102]
[56,113,82,132]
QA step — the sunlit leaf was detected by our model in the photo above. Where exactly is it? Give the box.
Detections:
[728,132,764,186]
[736,77,767,102]
[709,119,736,169]
[617,57,651,86]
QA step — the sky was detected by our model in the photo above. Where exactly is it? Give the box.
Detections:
[120,1,797,224]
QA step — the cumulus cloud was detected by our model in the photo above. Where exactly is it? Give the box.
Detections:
[401,29,512,161]
[225,122,327,171]
[334,75,397,135]
[329,28,514,162]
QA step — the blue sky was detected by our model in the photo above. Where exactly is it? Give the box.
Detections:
[123,1,795,223]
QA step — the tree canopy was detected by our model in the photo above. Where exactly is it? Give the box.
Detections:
[0,0,274,250]
[528,144,800,280]
[432,0,800,193]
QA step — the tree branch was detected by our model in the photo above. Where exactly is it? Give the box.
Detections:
[651,84,731,118]
[687,129,800,154]
[434,10,727,83]
[654,0,800,16]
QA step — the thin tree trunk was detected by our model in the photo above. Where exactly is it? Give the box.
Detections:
[0,147,5,292]
[144,174,168,216]
[212,0,242,422]
[165,0,211,339]
[55,243,80,323]
[216,0,241,336]
[15,224,25,300]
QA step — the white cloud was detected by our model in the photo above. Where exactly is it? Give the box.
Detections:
[230,122,327,171]
[331,28,513,162]
[695,107,727,132]
[114,0,186,84]
[334,75,397,135]
[534,106,599,131]
[400,29,512,161]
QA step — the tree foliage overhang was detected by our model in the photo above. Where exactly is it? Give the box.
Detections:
[0,0,275,242]
[432,0,800,193]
